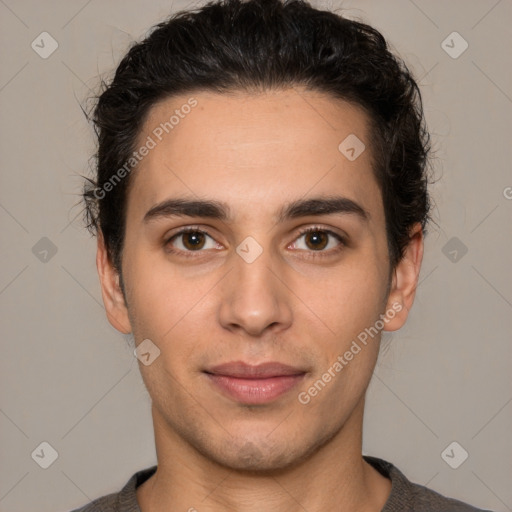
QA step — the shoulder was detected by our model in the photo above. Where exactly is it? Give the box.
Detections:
[67,466,157,512]
[68,491,119,512]
[363,456,494,512]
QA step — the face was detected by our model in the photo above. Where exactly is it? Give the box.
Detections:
[97,87,422,471]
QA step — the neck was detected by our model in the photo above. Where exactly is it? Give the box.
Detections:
[137,398,391,512]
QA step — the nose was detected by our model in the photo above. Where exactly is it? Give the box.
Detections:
[217,243,293,338]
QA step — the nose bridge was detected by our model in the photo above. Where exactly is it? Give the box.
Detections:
[218,237,291,335]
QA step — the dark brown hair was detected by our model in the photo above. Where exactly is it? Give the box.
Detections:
[83,0,433,275]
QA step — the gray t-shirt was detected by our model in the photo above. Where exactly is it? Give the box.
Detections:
[69,456,493,511]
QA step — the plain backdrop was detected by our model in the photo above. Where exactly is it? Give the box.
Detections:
[0,1,511,511]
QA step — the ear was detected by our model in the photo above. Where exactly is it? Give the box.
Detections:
[96,231,132,334]
[383,223,424,331]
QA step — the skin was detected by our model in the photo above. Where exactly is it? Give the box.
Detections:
[97,87,423,512]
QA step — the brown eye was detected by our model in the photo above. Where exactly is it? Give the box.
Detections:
[304,230,329,250]
[181,231,206,250]
[290,227,345,256]
[166,229,219,253]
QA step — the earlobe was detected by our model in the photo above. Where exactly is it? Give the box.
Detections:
[96,232,132,334]
[383,223,424,332]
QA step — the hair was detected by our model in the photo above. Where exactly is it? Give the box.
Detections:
[82,0,433,278]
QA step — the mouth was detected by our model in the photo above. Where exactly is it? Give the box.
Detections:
[203,361,307,405]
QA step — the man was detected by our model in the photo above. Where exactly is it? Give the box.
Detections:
[73,0,491,510]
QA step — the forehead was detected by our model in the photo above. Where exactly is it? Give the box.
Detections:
[128,87,381,222]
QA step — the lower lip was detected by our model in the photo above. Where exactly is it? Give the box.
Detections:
[205,373,306,405]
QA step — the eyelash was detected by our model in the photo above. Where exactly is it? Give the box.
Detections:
[164,225,346,259]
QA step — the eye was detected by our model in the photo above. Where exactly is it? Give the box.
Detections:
[165,228,221,253]
[289,227,345,255]
[164,225,346,259]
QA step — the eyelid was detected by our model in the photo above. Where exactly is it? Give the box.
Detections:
[294,225,346,242]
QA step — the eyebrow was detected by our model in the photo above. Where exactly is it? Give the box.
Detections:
[143,196,369,224]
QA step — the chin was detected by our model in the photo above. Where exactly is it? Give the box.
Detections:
[204,436,321,475]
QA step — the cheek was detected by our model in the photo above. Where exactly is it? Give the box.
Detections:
[308,258,388,342]
[122,243,186,326]
[123,250,220,371]
[300,265,387,416]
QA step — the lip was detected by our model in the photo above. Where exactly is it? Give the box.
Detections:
[204,361,307,405]
[207,361,306,378]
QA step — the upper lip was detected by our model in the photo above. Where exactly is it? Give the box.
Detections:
[205,361,306,378]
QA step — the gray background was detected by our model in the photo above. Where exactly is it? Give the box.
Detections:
[0,0,511,511]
